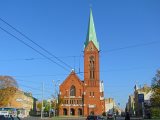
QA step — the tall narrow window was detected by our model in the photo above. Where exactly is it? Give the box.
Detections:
[89,56,95,79]
[79,89,81,96]
[70,85,76,96]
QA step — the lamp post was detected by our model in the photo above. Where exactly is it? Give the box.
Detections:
[52,80,60,117]
[41,82,44,119]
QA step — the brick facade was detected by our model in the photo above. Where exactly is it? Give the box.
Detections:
[59,10,105,116]
[59,40,105,117]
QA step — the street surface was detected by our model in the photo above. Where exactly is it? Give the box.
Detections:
[21,116,146,120]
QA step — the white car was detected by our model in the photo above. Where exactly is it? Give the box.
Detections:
[0,111,9,116]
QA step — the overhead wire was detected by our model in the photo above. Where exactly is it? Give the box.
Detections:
[2,65,157,80]
[102,40,160,53]
[0,17,72,70]
[17,79,40,83]
[0,17,159,75]
[18,83,41,91]
[17,82,55,100]
[0,39,159,62]
[0,26,70,72]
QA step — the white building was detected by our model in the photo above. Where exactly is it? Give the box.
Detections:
[105,98,116,114]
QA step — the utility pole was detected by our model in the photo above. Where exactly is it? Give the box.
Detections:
[41,82,44,119]
[52,80,60,117]
[47,99,51,118]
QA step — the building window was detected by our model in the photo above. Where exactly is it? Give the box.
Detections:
[70,85,76,96]
[78,108,82,116]
[79,100,82,104]
[89,56,95,79]
[80,89,81,96]
[63,108,67,115]
[101,92,104,97]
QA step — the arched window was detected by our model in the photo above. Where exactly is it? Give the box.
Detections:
[78,108,82,116]
[89,56,95,79]
[70,108,75,115]
[70,85,76,96]
[63,108,67,115]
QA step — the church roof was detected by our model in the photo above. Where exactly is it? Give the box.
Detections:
[60,70,83,87]
[84,9,99,51]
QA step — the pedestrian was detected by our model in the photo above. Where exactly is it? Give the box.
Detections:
[125,112,130,120]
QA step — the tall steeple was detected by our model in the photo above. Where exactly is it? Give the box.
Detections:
[84,9,99,51]
[83,9,104,116]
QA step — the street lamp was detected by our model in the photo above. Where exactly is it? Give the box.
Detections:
[52,80,60,117]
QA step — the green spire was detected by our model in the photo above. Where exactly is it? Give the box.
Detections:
[84,9,99,51]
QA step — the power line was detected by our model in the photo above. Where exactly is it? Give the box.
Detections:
[0,56,82,62]
[4,65,157,79]
[0,39,158,62]
[16,78,41,84]
[0,26,70,72]
[102,40,160,53]
[11,73,69,78]
[0,17,72,69]
[18,83,41,91]
[19,83,53,94]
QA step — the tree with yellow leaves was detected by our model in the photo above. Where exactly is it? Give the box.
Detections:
[0,76,18,106]
[151,70,160,118]
[151,70,160,107]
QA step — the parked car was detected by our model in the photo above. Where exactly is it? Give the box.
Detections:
[86,115,104,120]
[107,113,114,119]
[0,115,21,120]
[0,111,9,116]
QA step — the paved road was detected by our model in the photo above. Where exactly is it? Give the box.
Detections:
[21,116,86,120]
[115,117,142,120]
[21,116,150,120]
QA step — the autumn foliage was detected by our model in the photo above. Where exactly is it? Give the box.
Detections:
[151,70,160,107]
[0,76,18,106]
[150,70,160,118]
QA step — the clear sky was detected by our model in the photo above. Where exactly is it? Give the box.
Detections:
[0,0,160,109]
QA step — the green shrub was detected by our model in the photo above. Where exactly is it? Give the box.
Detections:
[151,107,160,118]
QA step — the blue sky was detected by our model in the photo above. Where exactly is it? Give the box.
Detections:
[0,0,160,109]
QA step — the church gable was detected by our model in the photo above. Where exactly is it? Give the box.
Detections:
[60,71,83,97]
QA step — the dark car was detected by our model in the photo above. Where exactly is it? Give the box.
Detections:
[86,115,104,120]
[107,113,114,119]
[0,115,20,120]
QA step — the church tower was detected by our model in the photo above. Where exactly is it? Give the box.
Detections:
[58,9,104,117]
[83,9,104,116]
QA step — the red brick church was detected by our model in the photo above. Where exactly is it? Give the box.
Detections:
[59,9,105,116]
